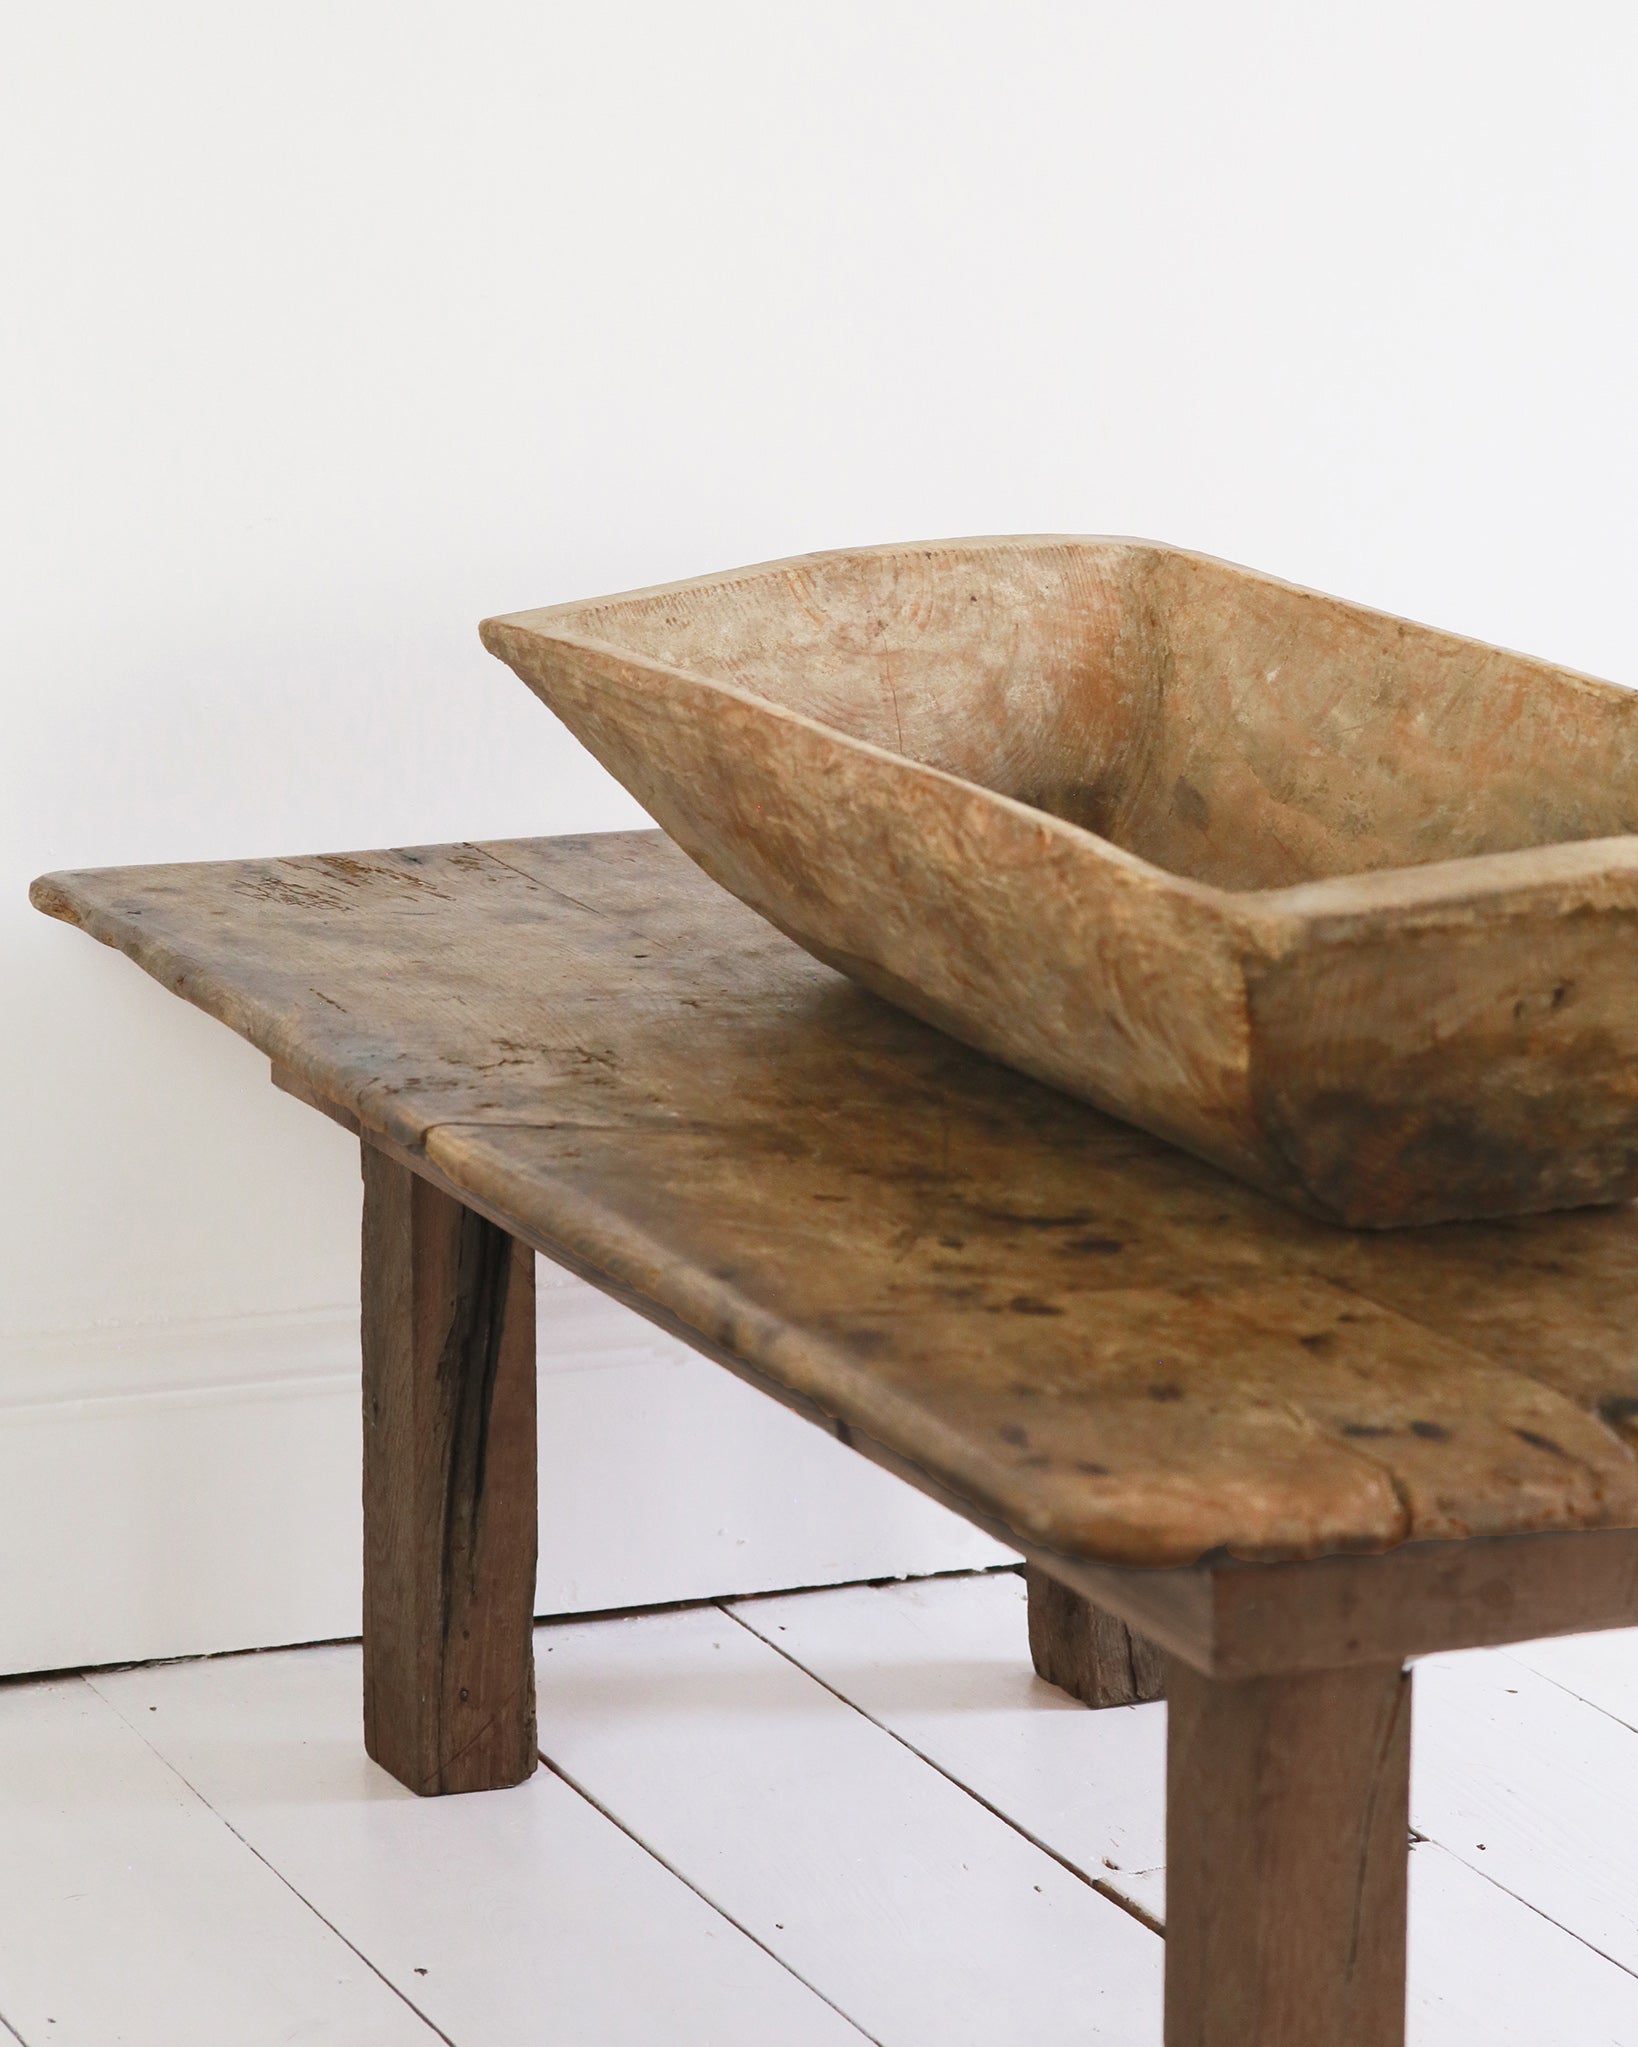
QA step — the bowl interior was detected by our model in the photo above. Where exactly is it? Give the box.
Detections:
[548,540,1638,892]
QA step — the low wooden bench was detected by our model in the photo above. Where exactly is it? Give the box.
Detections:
[32,830,1638,2047]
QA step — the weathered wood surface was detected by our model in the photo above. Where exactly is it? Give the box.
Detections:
[361,1142,538,1794]
[1024,1565,1164,1706]
[483,538,1638,1227]
[1164,1655,1412,2046]
[31,830,1638,1568]
[1058,1524,1638,1677]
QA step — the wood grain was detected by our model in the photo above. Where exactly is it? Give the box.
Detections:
[1164,1656,1411,2047]
[1024,1565,1164,1707]
[361,1141,538,1795]
[481,537,1638,1226]
[1046,1525,1638,1676]
[31,831,1638,1570]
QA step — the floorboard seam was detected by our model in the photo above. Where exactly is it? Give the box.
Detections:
[1432,1647,1638,1985]
[1498,1644,1638,1744]
[536,1752,884,2045]
[81,1678,456,2046]
[1413,1836,1638,1987]
[718,1602,1166,1942]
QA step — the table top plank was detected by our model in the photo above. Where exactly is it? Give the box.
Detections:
[32,831,1638,1568]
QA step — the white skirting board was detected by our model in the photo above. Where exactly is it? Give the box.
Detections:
[0,1266,1012,1678]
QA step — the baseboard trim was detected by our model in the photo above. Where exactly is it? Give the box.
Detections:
[0,1265,684,1417]
[0,1276,1013,1677]
[0,1306,359,1413]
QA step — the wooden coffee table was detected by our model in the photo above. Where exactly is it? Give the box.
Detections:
[33,830,1638,2047]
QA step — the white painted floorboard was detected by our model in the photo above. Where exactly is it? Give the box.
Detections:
[738,1573,1638,2045]
[6,1574,1638,2045]
[734,1572,1168,1920]
[1403,1844,1638,2047]
[533,1600,1164,2047]
[0,1674,436,2047]
[91,1645,863,2047]
[1509,1624,1638,1732]
[1413,1643,1638,1982]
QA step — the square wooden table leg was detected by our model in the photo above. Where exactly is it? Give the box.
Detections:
[360,1139,539,1795]
[1025,1564,1166,1706]
[1163,1655,1411,2047]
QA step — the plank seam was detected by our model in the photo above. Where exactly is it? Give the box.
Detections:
[719,1601,1166,1942]
[1411,1836,1638,1989]
[82,1678,455,2045]
[536,1754,884,2044]
[1499,1643,1638,1745]
[1324,1275,1638,1475]
[466,841,609,918]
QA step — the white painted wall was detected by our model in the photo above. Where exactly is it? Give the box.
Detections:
[4,2,1636,1670]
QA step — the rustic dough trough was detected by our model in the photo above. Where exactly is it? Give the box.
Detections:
[483,537,1638,1228]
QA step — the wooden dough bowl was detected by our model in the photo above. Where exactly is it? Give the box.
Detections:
[482,538,1638,1228]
